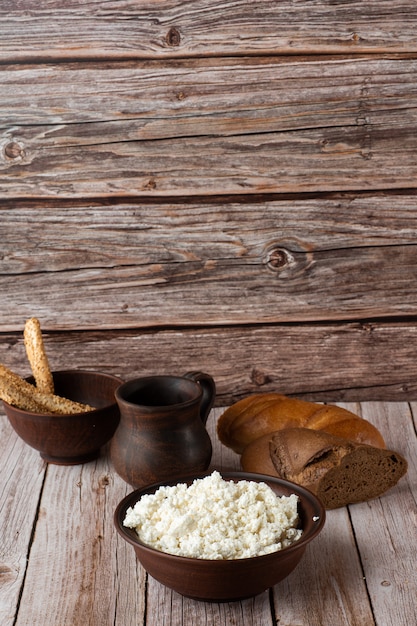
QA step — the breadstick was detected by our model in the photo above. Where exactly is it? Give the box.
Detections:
[0,368,47,412]
[0,365,94,414]
[23,317,54,394]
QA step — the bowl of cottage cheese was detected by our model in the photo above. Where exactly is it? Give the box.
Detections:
[114,470,325,602]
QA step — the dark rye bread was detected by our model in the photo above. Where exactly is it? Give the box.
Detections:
[269,428,408,509]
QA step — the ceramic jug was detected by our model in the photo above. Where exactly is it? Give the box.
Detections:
[110,371,215,488]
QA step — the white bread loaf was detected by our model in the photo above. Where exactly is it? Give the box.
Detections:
[217,393,386,454]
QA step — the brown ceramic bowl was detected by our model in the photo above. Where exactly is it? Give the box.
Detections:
[2,369,123,465]
[114,471,325,602]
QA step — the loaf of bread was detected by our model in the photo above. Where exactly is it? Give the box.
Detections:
[217,393,386,454]
[267,428,408,509]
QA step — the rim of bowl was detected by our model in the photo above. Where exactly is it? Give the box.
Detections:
[114,470,326,563]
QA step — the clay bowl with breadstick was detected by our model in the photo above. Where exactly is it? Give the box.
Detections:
[2,369,123,464]
[1,317,122,464]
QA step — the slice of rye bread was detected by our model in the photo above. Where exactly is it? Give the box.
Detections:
[269,428,408,509]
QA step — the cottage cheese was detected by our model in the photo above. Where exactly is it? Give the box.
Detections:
[123,471,302,559]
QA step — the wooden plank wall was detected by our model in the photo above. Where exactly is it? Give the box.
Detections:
[1,1,417,405]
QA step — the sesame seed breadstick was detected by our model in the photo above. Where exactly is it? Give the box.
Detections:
[0,365,94,414]
[0,364,38,391]
[33,389,95,414]
[0,369,46,412]
[23,317,54,394]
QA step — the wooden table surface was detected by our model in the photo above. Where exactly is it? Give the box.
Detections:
[1,401,416,626]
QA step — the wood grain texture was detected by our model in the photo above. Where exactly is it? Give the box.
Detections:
[1,321,417,405]
[1,2,417,400]
[0,420,45,626]
[2,57,417,197]
[2,194,417,276]
[1,402,415,625]
[13,459,146,626]
[273,506,375,625]
[3,241,416,324]
[1,195,417,334]
[1,1,417,61]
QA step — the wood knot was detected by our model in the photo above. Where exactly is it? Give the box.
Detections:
[144,178,156,190]
[264,240,313,277]
[266,247,290,270]
[3,141,25,160]
[166,27,181,47]
[251,369,271,386]
[99,475,110,488]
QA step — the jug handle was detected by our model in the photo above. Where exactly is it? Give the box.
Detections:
[184,371,216,425]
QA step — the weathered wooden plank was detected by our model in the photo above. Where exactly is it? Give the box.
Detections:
[146,577,273,626]
[1,242,417,327]
[3,57,417,130]
[272,506,375,625]
[348,402,417,626]
[1,1,417,61]
[2,57,417,197]
[1,195,417,330]
[410,402,417,431]
[4,124,417,197]
[3,403,416,624]
[0,416,46,626]
[13,454,146,626]
[2,322,417,405]
[2,194,417,276]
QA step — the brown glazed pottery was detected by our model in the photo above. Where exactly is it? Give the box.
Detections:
[110,371,215,488]
[3,370,123,465]
[114,471,326,602]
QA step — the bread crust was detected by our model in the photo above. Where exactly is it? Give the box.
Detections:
[240,433,277,476]
[217,393,385,453]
